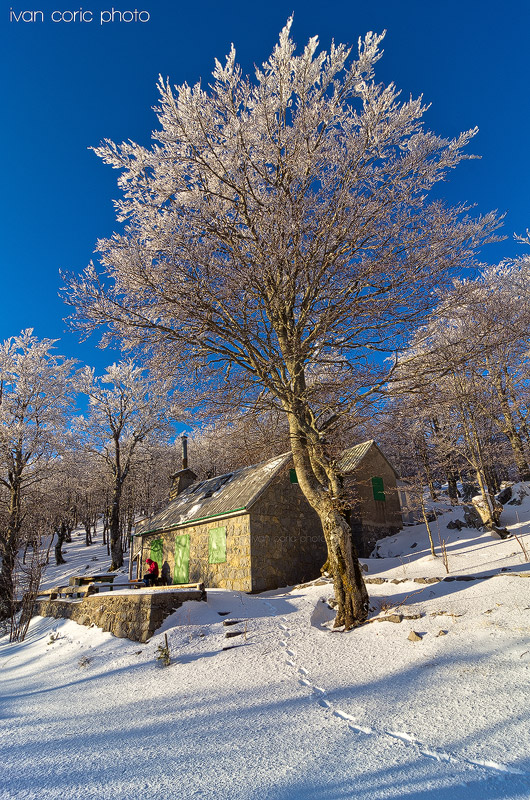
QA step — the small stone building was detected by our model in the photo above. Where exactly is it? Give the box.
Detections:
[132,453,326,593]
[132,440,402,590]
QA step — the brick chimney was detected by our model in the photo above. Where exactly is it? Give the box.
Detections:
[169,434,197,500]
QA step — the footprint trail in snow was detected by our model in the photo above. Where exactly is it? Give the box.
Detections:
[261,596,527,782]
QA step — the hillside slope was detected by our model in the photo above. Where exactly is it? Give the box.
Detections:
[1,492,529,799]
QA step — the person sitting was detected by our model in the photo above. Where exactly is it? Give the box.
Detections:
[143,558,159,587]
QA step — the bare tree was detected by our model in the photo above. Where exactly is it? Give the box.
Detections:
[75,361,173,569]
[63,22,501,627]
[0,330,75,628]
[188,410,289,478]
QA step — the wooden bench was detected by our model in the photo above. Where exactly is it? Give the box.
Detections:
[54,584,98,599]
[89,579,147,592]
[69,574,118,587]
[137,581,205,593]
[38,580,205,600]
[90,580,205,595]
[35,588,59,601]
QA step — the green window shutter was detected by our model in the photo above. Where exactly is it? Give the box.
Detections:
[209,526,227,564]
[149,538,164,570]
[174,534,190,584]
[289,468,298,484]
[371,476,386,502]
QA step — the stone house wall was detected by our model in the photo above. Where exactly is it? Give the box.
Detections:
[249,468,327,592]
[139,515,253,592]
[134,449,401,591]
[346,447,403,557]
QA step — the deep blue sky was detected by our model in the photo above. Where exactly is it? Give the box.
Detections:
[2,0,529,372]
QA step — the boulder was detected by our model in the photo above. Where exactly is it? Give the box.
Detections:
[508,485,529,505]
[463,504,484,529]
[471,495,503,526]
[489,525,512,540]
[496,485,513,505]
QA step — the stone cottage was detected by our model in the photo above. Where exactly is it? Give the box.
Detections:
[132,452,326,592]
[132,439,402,590]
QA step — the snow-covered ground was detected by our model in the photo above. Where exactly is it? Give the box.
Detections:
[1,491,530,800]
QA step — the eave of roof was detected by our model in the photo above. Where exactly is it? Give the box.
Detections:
[137,506,247,536]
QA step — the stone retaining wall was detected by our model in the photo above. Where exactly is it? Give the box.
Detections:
[36,589,204,642]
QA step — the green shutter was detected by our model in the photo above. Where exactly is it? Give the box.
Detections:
[289,468,298,484]
[149,538,164,570]
[371,476,386,502]
[174,534,190,584]
[208,526,227,564]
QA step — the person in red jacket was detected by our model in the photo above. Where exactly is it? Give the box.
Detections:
[143,558,159,587]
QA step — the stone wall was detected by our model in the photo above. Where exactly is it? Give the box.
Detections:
[346,447,403,557]
[36,589,203,642]
[140,515,253,592]
[250,468,327,592]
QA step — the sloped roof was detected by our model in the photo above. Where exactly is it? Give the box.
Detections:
[335,439,399,478]
[135,452,291,536]
[335,439,374,472]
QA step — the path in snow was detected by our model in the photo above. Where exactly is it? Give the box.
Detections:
[261,596,528,786]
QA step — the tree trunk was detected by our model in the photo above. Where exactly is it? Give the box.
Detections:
[447,470,459,502]
[109,480,123,570]
[0,536,17,622]
[421,501,437,558]
[418,431,437,501]
[286,413,368,629]
[317,501,369,628]
[454,372,498,527]
[0,482,22,621]
[54,522,68,565]
[84,521,92,546]
[102,504,109,546]
[465,409,499,521]
[495,384,530,481]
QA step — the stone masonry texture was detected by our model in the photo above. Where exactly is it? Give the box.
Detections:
[36,590,203,642]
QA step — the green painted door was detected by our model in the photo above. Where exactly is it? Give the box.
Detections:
[150,538,164,570]
[209,526,226,564]
[174,534,190,584]
[371,476,386,502]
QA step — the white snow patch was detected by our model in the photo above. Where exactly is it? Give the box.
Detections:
[2,495,530,799]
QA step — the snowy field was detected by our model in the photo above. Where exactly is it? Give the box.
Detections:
[1,492,530,800]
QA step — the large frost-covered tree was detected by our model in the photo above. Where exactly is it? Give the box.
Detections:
[75,361,172,569]
[0,330,75,625]
[64,21,501,628]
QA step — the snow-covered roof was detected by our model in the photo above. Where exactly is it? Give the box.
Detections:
[135,452,292,535]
